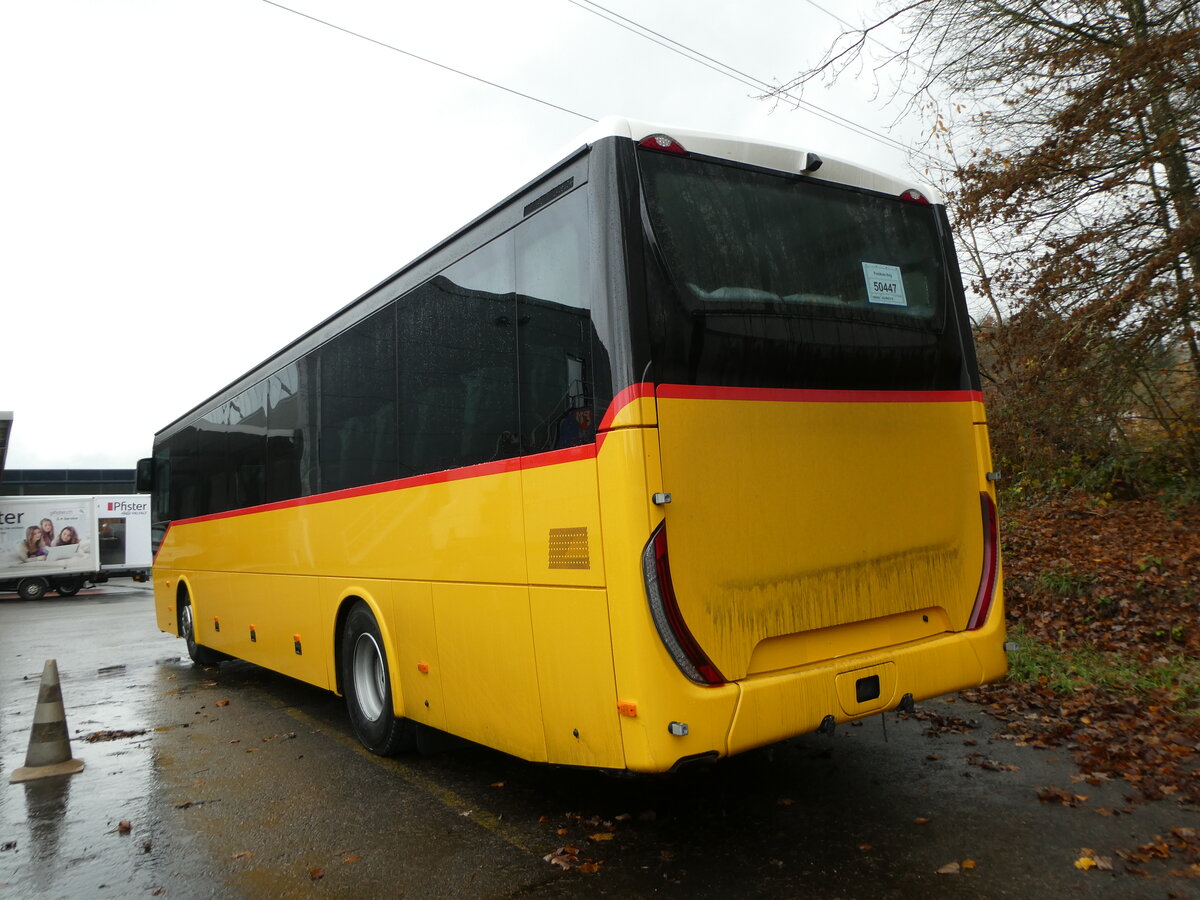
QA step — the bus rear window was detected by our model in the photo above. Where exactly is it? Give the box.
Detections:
[637,149,968,391]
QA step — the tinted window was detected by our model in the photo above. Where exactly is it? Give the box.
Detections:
[515,188,607,453]
[266,361,317,502]
[638,150,966,391]
[227,381,268,509]
[317,305,398,493]
[396,234,519,475]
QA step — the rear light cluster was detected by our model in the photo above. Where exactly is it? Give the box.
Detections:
[899,188,931,205]
[967,493,1000,629]
[642,523,725,685]
[638,133,687,155]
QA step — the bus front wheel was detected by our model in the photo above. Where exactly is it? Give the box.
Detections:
[179,590,223,666]
[340,602,415,756]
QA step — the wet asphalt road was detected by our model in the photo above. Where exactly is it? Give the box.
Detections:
[2,585,1198,900]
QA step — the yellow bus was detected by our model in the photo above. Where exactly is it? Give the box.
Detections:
[141,118,1005,772]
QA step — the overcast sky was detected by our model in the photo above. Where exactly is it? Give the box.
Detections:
[2,0,925,470]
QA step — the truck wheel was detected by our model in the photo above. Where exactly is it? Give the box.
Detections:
[179,590,223,666]
[340,602,414,756]
[55,578,82,597]
[17,578,48,601]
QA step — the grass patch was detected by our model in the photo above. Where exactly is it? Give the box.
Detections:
[1005,628,1200,710]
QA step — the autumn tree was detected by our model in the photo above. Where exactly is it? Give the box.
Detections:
[788,0,1200,491]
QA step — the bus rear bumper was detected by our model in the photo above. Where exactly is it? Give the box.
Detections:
[725,624,1007,757]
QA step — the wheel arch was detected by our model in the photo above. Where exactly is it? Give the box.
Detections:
[331,588,403,718]
[174,577,195,636]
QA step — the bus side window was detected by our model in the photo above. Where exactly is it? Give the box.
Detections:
[514,188,597,453]
[396,233,519,476]
[317,304,399,493]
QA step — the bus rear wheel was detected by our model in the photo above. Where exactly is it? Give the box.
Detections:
[340,602,415,756]
[17,578,48,601]
[179,590,223,666]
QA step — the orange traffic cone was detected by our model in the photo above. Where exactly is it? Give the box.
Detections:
[9,659,85,783]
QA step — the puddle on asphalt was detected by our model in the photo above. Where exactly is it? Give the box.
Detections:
[1,655,218,898]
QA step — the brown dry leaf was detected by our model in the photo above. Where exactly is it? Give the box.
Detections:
[544,846,579,870]
[1075,857,1097,870]
[1036,786,1087,807]
[578,862,601,874]
[308,867,324,881]
[230,851,254,860]
[215,700,230,707]
[659,850,675,862]
[857,843,873,851]
[556,828,569,836]
[342,855,361,864]
[117,820,133,835]
[936,862,961,875]
[490,781,505,788]
[589,833,615,842]
[962,859,977,870]
[914,817,933,825]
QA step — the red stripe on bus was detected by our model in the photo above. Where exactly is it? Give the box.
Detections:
[655,385,984,404]
[520,443,597,470]
[598,381,654,431]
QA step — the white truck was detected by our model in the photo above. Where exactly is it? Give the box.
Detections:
[0,495,153,600]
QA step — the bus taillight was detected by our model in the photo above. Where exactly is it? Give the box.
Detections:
[967,493,1000,630]
[899,188,931,205]
[638,133,687,155]
[641,523,725,685]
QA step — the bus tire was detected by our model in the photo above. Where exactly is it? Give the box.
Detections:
[341,602,415,756]
[17,578,48,601]
[179,590,223,666]
[54,578,83,597]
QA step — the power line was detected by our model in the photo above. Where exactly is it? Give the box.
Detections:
[567,0,938,164]
[258,0,597,124]
[797,0,903,56]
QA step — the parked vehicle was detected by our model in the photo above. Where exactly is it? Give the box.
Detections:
[0,495,152,599]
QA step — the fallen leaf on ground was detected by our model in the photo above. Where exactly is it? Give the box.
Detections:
[215,700,230,707]
[117,820,132,835]
[589,833,615,842]
[936,862,961,875]
[1036,786,1087,807]
[308,867,324,881]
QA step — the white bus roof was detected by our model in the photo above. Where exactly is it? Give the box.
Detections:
[564,116,943,205]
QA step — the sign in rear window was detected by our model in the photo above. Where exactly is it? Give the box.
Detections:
[861,262,908,307]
